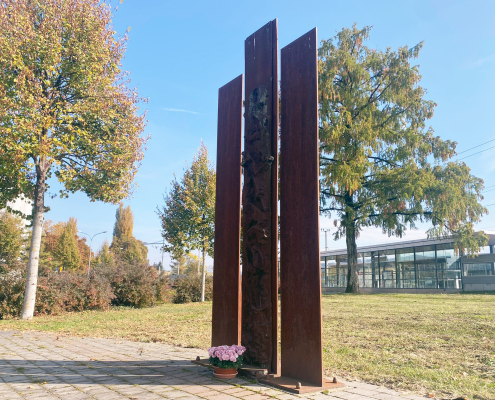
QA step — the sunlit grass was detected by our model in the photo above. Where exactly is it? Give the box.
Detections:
[1,294,494,399]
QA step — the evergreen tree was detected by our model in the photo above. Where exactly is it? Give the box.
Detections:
[0,211,26,269]
[318,25,487,293]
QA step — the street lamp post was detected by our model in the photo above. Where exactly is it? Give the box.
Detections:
[78,230,107,274]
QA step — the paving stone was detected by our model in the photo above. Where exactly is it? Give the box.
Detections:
[241,394,272,400]
[225,389,255,397]
[195,389,223,397]
[164,389,196,398]
[202,394,242,400]
[331,392,375,400]
[0,331,428,400]
[273,394,299,400]
[181,385,212,394]
[345,388,383,397]
[204,382,237,391]
[223,388,248,395]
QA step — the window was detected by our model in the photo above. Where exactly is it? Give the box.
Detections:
[436,243,461,289]
[378,250,396,288]
[415,245,437,288]
[335,255,348,287]
[363,252,373,288]
[322,256,340,287]
[321,258,327,286]
[464,263,494,276]
[397,247,415,288]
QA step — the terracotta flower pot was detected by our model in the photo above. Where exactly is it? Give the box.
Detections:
[213,366,238,379]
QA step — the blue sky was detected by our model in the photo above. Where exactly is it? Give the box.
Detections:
[44,0,495,268]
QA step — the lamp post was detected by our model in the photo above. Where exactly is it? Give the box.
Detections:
[78,230,107,274]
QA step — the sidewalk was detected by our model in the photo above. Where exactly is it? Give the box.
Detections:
[0,331,428,400]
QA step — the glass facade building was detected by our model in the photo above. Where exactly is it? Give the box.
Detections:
[321,236,495,291]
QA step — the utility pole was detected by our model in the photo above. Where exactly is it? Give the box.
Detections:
[321,228,331,251]
[201,213,206,302]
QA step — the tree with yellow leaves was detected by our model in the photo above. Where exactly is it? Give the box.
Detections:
[0,0,147,318]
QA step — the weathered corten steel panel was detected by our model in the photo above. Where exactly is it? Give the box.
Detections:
[280,28,322,386]
[212,75,244,347]
[241,19,279,372]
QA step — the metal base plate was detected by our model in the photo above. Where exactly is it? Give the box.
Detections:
[259,375,345,394]
[192,358,344,394]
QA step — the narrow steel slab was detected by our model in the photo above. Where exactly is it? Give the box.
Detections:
[211,75,243,347]
[280,28,322,386]
[241,19,279,373]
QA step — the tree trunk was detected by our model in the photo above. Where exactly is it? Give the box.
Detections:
[201,243,206,302]
[345,217,360,293]
[21,165,46,320]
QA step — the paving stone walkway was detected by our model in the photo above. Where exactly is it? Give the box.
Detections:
[0,331,429,400]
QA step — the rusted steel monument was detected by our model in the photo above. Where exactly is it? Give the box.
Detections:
[209,19,345,393]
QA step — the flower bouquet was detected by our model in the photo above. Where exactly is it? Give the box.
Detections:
[208,345,246,379]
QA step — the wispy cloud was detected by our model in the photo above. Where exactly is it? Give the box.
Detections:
[463,53,495,69]
[163,108,201,115]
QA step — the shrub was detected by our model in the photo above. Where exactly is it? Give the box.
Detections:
[0,258,174,318]
[173,274,213,304]
[107,260,159,308]
[36,271,114,315]
[0,270,25,319]
[156,274,174,303]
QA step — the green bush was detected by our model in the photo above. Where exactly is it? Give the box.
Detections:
[173,274,213,304]
[36,271,114,315]
[0,258,174,318]
[107,260,160,308]
[156,274,174,303]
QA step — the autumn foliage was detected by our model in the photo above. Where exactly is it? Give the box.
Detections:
[0,0,148,318]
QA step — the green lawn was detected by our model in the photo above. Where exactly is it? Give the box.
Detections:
[1,294,494,399]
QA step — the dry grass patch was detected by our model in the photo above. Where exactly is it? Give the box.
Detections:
[1,293,494,399]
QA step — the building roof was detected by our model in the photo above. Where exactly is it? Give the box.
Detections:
[320,232,495,257]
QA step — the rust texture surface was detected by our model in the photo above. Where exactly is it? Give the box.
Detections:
[279,28,322,386]
[211,75,244,347]
[260,376,345,394]
[241,19,279,372]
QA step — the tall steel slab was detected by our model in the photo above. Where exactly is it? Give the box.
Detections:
[211,75,244,347]
[241,19,279,372]
[279,28,322,386]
